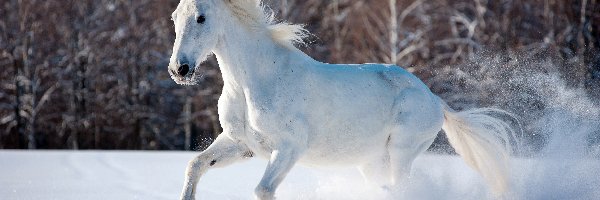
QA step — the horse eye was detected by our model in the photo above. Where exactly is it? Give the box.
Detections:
[197,15,206,24]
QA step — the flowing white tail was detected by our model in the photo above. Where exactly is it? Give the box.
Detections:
[442,105,516,195]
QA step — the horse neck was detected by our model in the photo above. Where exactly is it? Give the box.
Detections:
[213,25,294,90]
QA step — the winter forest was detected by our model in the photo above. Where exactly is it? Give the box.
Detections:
[1,0,599,153]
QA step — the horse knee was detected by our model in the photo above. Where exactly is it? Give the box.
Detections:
[187,156,203,170]
[186,155,212,176]
[254,185,275,200]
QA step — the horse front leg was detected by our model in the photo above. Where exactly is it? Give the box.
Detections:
[254,147,301,200]
[180,134,252,200]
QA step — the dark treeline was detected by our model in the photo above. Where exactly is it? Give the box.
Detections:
[1,0,221,150]
[1,0,599,151]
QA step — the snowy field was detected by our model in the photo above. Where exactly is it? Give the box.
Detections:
[1,150,598,200]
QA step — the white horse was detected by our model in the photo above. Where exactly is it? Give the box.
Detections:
[169,0,516,199]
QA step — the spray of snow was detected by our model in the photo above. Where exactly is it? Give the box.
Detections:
[508,72,600,200]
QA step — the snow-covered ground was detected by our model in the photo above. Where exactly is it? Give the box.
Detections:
[1,150,598,200]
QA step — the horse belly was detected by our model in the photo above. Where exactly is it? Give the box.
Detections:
[298,122,391,166]
[296,84,397,166]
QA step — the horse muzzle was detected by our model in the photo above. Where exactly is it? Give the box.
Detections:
[169,62,198,85]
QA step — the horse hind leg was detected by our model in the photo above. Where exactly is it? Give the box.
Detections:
[358,150,392,189]
[386,88,444,192]
[358,127,438,194]
[386,127,438,196]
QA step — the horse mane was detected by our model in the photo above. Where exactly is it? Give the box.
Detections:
[223,0,308,49]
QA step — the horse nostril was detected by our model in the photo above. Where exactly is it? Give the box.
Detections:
[177,64,190,76]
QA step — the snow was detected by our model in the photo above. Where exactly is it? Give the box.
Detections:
[1,150,598,200]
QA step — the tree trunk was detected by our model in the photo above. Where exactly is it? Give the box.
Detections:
[389,0,398,64]
[184,97,192,151]
[13,58,24,147]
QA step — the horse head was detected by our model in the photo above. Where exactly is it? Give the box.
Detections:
[169,0,224,85]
